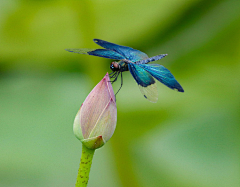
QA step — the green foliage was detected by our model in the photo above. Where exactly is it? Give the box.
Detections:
[0,0,240,186]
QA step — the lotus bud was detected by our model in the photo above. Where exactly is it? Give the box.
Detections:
[73,73,117,149]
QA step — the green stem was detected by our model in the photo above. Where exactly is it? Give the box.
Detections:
[75,144,95,187]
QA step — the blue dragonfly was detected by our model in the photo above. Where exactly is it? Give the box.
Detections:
[66,39,184,102]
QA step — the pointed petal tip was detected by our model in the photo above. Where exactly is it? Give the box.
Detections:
[103,73,115,100]
[104,72,110,81]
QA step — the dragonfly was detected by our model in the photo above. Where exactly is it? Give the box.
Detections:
[66,39,184,102]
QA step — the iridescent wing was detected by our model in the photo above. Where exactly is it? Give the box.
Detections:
[93,39,149,62]
[128,63,158,102]
[65,48,125,60]
[139,64,184,92]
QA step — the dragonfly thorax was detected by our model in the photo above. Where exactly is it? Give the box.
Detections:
[118,60,129,72]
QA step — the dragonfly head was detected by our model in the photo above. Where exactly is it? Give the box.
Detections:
[110,62,120,72]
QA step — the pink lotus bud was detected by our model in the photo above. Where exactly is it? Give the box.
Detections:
[73,73,117,149]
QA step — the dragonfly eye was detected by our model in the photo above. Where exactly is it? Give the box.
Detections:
[110,62,119,71]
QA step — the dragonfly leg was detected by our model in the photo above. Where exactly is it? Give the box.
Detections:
[109,71,115,76]
[110,74,117,79]
[110,71,118,79]
[114,72,123,97]
[110,71,120,83]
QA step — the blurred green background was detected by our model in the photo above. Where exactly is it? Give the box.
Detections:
[0,0,239,186]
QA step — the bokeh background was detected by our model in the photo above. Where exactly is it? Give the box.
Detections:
[1,0,240,186]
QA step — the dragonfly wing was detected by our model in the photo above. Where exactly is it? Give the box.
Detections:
[139,64,184,92]
[94,39,149,62]
[65,48,125,60]
[136,54,168,64]
[128,63,158,102]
